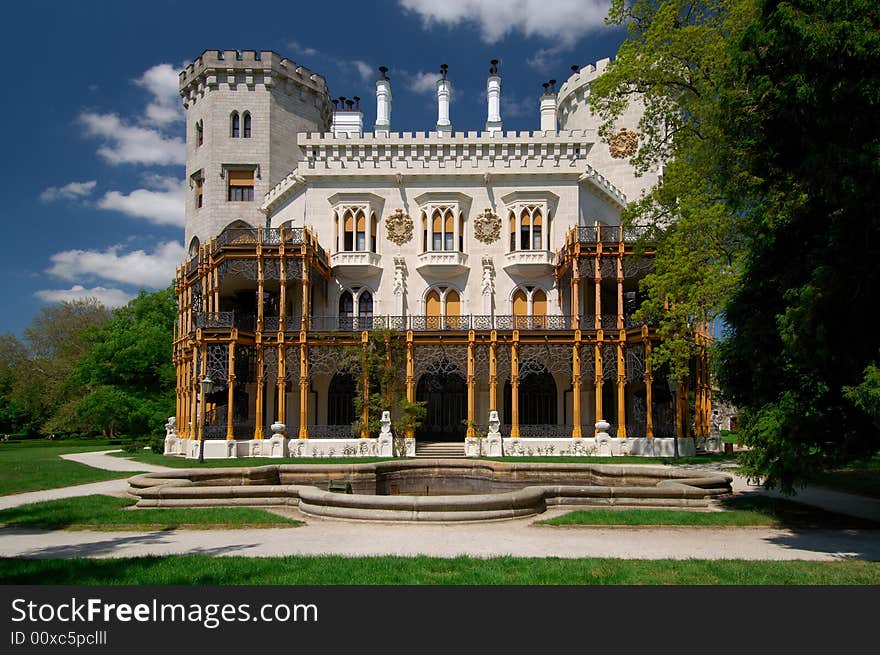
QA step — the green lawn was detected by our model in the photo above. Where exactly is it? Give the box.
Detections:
[810,453,880,498]
[0,443,136,496]
[0,555,877,585]
[538,495,879,529]
[0,495,301,530]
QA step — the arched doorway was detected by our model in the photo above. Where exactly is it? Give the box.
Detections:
[327,372,357,427]
[416,361,467,441]
[504,366,557,425]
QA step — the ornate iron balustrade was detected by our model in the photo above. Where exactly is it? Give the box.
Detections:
[286,314,639,333]
[308,424,360,439]
[262,228,281,245]
[517,424,574,438]
[263,316,280,332]
[195,311,234,329]
[285,227,305,245]
[624,315,647,329]
[574,224,653,245]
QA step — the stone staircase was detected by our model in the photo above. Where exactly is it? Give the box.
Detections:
[414,441,466,458]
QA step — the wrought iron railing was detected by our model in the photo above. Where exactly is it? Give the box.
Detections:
[195,311,234,329]
[601,314,620,331]
[263,316,280,332]
[574,224,653,245]
[299,314,647,332]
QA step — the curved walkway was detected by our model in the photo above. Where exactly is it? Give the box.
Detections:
[0,450,172,511]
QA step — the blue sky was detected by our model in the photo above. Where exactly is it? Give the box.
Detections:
[0,0,625,336]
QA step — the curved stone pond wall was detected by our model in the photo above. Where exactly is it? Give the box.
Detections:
[128,459,732,522]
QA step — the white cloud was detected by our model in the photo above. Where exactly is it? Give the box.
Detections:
[135,63,183,127]
[96,175,184,226]
[288,40,318,57]
[46,241,185,289]
[399,0,610,46]
[353,60,374,82]
[527,45,566,74]
[407,70,442,95]
[35,285,135,309]
[79,111,185,166]
[502,94,534,119]
[39,180,97,203]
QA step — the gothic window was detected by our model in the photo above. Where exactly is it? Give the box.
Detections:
[230,111,240,138]
[511,286,549,327]
[424,287,460,329]
[509,204,550,252]
[425,207,459,252]
[358,291,373,318]
[338,290,354,318]
[196,120,203,146]
[243,112,252,138]
[188,236,200,258]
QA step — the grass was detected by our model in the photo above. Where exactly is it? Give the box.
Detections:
[810,453,880,499]
[0,555,878,585]
[0,495,302,530]
[0,442,136,496]
[537,495,880,529]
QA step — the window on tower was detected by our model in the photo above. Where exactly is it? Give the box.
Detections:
[196,120,203,147]
[227,169,254,201]
[231,111,240,138]
[243,112,251,138]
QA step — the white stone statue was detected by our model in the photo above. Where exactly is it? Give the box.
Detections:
[481,258,494,296]
[487,410,502,457]
[165,416,177,438]
[378,410,393,457]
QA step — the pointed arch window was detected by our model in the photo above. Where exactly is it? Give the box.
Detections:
[358,291,373,318]
[243,112,251,138]
[231,112,240,138]
[425,207,461,253]
[424,286,461,329]
[512,286,549,328]
[507,202,552,252]
[196,120,203,147]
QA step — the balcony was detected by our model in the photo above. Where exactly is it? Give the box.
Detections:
[416,251,468,276]
[330,251,381,279]
[503,250,556,278]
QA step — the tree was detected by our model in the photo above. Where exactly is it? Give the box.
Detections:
[589,0,756,381]
[716,0,880,490]
[70,287,177,437]
[0,334,27,433]
[340,329,425,447]
[10,298,111,434]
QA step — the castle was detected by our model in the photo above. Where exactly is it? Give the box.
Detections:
[166,49,715,459]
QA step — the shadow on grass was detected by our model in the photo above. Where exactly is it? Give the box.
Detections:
[720,494,880,530]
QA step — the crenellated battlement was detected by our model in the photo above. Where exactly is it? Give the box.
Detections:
[297,129,595,145]
[179,49,330,107]
[556,57,611,108]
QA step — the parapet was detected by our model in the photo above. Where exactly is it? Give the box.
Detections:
[556,57,611,108]
[179,49,329,106]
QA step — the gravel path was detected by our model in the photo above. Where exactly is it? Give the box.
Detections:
[1,507,878,560]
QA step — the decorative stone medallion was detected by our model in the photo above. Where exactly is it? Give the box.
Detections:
[385,208,413,245]
[609,128,638,159]
[473,208,501,244]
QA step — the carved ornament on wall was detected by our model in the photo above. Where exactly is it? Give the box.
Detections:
[473,208,501,244]
[609,128,638,159]
[385,208,413,246]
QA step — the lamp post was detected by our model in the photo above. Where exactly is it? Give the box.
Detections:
[198,373,215,464]
[667,376,679,459]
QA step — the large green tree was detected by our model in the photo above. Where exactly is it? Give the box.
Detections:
[67,287,177,437]
[10,298,111,434]
[716,0,880,490]
[589,0,756,380]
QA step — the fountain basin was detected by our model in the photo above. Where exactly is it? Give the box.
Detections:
[128,459,732,522]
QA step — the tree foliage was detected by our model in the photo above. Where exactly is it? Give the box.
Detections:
[590,0,756,380]
[716,0,880,490]
[0,288,175,438]
[593,0,880,489]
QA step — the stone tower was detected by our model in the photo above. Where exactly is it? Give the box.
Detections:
[179,50,332,251]
[556,59,659,204]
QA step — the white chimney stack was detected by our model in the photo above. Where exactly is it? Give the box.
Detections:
[436,64,452,136]
[486,59,502,134]
[331,96,363,137]
[375,66,392,135]
[540,79,558,132]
